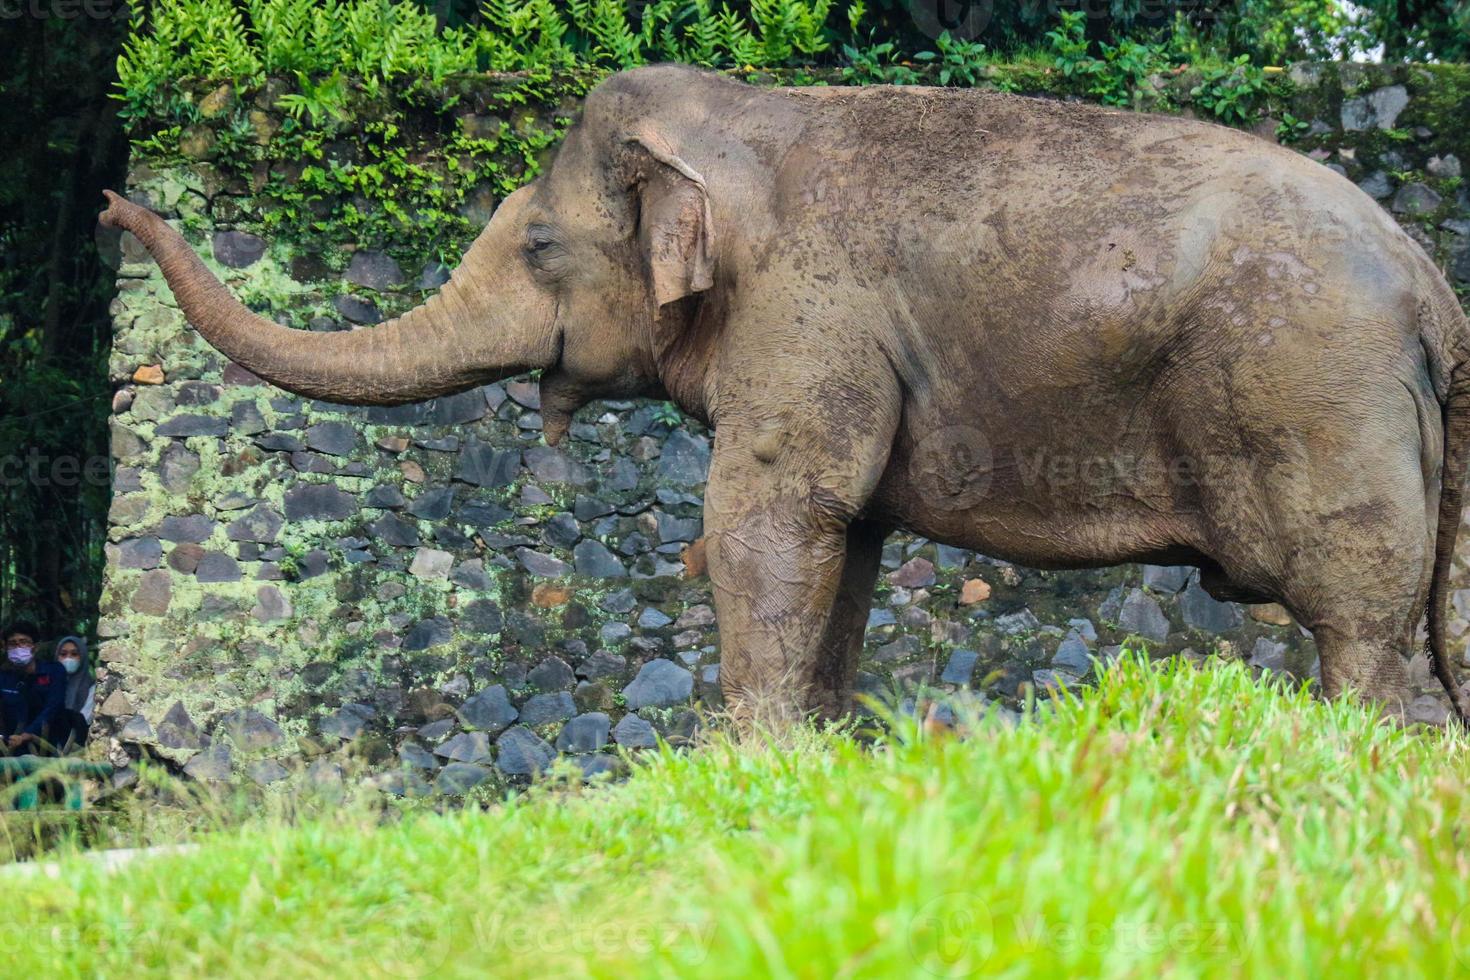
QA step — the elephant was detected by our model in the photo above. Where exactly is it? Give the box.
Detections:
[101,63,1470,726]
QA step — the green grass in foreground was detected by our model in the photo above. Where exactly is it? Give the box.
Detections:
[13,653,1470,977]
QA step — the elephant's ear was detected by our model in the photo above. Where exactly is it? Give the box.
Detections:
[624,132,715,310]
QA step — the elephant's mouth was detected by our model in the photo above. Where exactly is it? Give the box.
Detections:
[536,326,580,446]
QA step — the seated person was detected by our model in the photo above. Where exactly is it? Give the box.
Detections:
[52,636,94,751]
[0,621,66,754]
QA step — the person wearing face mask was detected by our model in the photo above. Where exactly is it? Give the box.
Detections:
[0,621,67,754]
[50,636,94,752]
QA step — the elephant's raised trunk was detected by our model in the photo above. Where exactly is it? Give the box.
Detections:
[99,190,557,405]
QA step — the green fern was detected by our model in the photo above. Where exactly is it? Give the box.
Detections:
[570,0,644,68]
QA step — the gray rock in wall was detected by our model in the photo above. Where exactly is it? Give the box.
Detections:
[495,726,556,775]
[402,616,453,650]
[212,230,266,267]
[130,570,172,616]
[346,251,405,290]
[941,649,979,685]
[1358,171,1394,199]
[159,444,200,492]
[155,415,229,438]
[334,294,381,324]
[612,714,658,748]
[1118,589,1170,642]
[518,549,572,578]
[459,686,518,733]
[284,484,359,521]
[657,431,710,485]
[556,713,610,753]
[457,441,520,487]
[217,709,284,749]
[399,742,439,769]
[623,659,694,710]
[407,487,455,520]
[519,692,576,726]
[117,537,162,569]
[1178,579,1243,634]
[156,701,202,749]
[227,506,283,543]
[436,763,491,794]
[1141,565,1191,595]
[306,421,359,456]
[435,732,492,764]
[573,540,627,578]
[252,585,292,623]
[158,514,213,543]
[183,744,233,781]
[194,552,241,583]
[1249,637,1288,673]
[1340,84,1409,132]
[1052,634,1093,674]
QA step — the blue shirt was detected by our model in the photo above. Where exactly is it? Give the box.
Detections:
[0,662,67,738]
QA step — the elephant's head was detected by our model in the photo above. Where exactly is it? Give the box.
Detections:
[99,68,722,444]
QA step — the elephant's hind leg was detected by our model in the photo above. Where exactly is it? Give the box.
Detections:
[1271,479,1431,717]
[1182,369,1434,716]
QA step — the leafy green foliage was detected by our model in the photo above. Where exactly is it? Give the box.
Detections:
[839,38,916,85]
[1043,10,1281,120]
[1275,111,1312,142]
[114,0,1362,151]
[1046,12,1175,108]
[274,71,354,125]
[1290,0,1469,64]
[1178,0,1351,64]
[116,0,857,122]
[789,0,1456,69]
[1190,55,1274,125]
[117,0,479,122]
[912,32,988,87]
[650,401,685,427]
[224,94,576,268]
[1044,10,1095,80]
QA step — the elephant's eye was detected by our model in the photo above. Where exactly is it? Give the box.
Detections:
[524,225,563,263]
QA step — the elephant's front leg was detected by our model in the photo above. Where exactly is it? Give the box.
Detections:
[704,397,898,729]
[810,520,888,720]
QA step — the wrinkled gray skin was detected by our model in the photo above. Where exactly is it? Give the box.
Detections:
[102,65,1470,726]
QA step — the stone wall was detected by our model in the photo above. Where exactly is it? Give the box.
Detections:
[96,63,1470,794]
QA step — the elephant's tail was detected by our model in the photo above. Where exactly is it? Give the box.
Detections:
[1424,272,1470,724]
